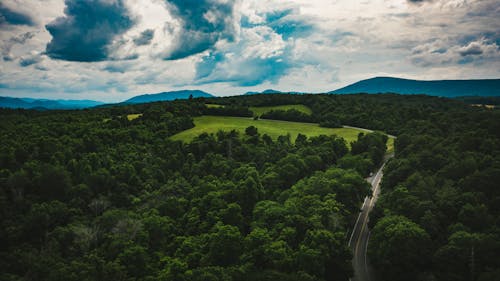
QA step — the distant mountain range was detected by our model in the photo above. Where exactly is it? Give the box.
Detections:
[2,77,499,110]
[124,90,214,104]
[244,89,305,95]
[0,90,214,109]
[330,77,500,97]
[0,97,104,110]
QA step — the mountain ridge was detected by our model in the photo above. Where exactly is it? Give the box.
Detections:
[0,96,104,110]
[330,77,500,97]
[124,90,214,104]
[2,77,499,110]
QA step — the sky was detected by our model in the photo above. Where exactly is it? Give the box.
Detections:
[0,0,499,102]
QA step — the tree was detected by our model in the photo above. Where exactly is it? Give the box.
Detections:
[245,126,258,136]
[369,215,431,281]
[207,223,242,266]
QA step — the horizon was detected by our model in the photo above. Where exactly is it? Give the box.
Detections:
[1,0,499,102]
[2,75,500,103]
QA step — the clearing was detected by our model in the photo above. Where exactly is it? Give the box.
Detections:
[171,115,364,144]
[127,114,143,121]
[387,137,395,153]
[205,104,224,108]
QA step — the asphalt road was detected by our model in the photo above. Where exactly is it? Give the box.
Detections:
[348,154,393,281]
[342,125,397,139]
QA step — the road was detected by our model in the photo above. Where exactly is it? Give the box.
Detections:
[348,153,394,281]
[342,125,397,139]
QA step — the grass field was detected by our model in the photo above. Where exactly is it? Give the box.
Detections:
[387,137,395,153]
[205,104,224,108]
[127,114,142,121]
[171,116,364,144]
[250,104,312,116]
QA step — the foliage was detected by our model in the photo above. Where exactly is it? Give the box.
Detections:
[261,109,315,123]
[249,104,313,117]
[0,97,383,280]
[2,92,498,281]
[369,103,500,280]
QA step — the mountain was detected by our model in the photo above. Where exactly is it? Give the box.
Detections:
[124,90,214,104]
[0,96,104,110]
[244,89,304,95]
[330,77,500,97]
[20,98,104,108]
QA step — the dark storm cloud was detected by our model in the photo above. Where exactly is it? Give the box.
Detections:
[45,0,135,62]
[164,0,237,60]
[133,29,155,46]
[0,3,34,26]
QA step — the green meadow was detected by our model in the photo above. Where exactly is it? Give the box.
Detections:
[170,115,364,144]
[387,136,394,153]
[205,104,224,108]
[127,113,143,121]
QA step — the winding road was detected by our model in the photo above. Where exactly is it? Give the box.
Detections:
[348,153,394,281]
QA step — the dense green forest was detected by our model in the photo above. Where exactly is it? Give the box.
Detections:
[0,93,499,281]
[368,105,500,281]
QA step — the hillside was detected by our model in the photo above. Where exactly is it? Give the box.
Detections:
[330,77,500,97]
[124,90,214,103]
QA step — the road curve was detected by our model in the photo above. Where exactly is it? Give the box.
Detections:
[342,125,397,139]
[348,154,394,281]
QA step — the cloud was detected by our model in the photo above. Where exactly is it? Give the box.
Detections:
[163,0,238,60]
[19,52,43,67]
[189,5,321,87]
[458,41,484,56]
[407,0,432,3]
[133,29,154,46]
[45,0,135,62]
[265,9,314,40]
[411,38,500,66]
[194,25,294,86]
[2,32,36,61]
[0,2,34,26]
[102,62,132,73]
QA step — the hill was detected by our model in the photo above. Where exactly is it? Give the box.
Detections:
[330,77,500,97]
[124,90,214,104]
[0,96,104,109]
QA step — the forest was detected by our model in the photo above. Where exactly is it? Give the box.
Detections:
[0,93,499,281]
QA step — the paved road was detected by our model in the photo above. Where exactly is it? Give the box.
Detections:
[342,125,397,139]
[348,154,394,281]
